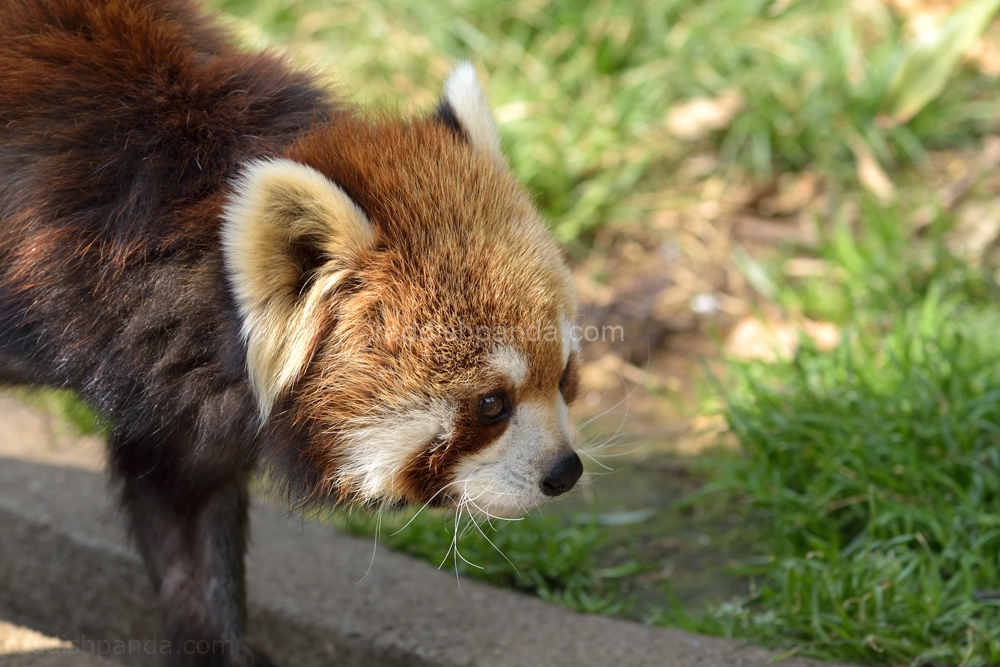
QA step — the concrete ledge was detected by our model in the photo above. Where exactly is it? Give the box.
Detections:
[0,457,856,667]
[0,654,115,667]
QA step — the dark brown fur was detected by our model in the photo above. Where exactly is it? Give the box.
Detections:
[1,1,331,664]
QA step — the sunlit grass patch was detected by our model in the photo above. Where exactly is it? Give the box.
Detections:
[768,194,994,324]
[677,292,1000,664]
[10,388,106,438]
[211,0,1000,244]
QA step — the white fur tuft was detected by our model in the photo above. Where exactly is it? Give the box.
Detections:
[488,345,529,387]
[442,62,505,167]
[221,158,375,419]
[336,400,456,503]
[560,317,578,366]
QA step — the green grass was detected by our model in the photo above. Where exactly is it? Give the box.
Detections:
[329,506,639,615]
[669,290,1000,665]
[765,194,995,324]
[668,191,1000,664]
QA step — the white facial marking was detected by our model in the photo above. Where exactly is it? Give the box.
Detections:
[337,400,455,503]
[556,392,571,435]
[442,62,505,167]
[488,345,529,387]
[450,402,572,518]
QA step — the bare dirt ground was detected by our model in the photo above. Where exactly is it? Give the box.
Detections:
[0,619,116,667]
[0,393,104,472]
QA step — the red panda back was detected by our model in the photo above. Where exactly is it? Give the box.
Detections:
[0,0,331,260]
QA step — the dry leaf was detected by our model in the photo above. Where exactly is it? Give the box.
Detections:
[947,198,1000,264]
[725,317,800,362]
[849,136,896,204]
[802,319,841,351]
[725,316,840,362]
[666,89,745,141]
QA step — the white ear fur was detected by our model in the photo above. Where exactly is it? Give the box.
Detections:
[443,62,505,167]
[221,158,375,418]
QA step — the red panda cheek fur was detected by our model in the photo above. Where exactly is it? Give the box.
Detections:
[0,0,579,662]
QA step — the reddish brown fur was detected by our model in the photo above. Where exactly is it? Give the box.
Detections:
[0,0,578,662]
[0,0,329,267]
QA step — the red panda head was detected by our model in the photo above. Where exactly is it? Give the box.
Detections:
[221,64,581,517]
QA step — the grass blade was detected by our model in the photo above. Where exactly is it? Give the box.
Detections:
[881,0,1000,125]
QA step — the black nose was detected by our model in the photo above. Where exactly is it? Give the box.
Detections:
[540,452,584,497]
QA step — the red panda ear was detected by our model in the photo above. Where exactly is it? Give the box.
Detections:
[438,62,506,167]
[221,158,375,417]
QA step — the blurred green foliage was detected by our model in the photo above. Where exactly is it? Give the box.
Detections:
[766,195,993,324]
[12,388,106,437]
[211,0,1000,242]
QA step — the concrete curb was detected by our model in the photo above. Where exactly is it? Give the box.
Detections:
[0,456,856,667]
[0,655,116,667]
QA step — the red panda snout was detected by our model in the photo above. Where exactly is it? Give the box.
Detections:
[443,340,582,518]
[304,338,582,516]
[449,397,580,517]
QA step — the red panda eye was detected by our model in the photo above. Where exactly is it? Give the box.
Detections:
[478,393,509,424]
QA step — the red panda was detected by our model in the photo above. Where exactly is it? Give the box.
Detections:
[0,0,583,664]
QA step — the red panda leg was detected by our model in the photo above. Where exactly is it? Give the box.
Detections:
[120,468,274,667]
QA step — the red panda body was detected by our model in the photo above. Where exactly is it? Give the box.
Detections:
[0,0,582,664]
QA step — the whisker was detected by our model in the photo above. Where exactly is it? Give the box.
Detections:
[356,508,381,584]
[390,474,478,536]
[575,362,643,467]
[465,504,520,577]
[573,363,639,433]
